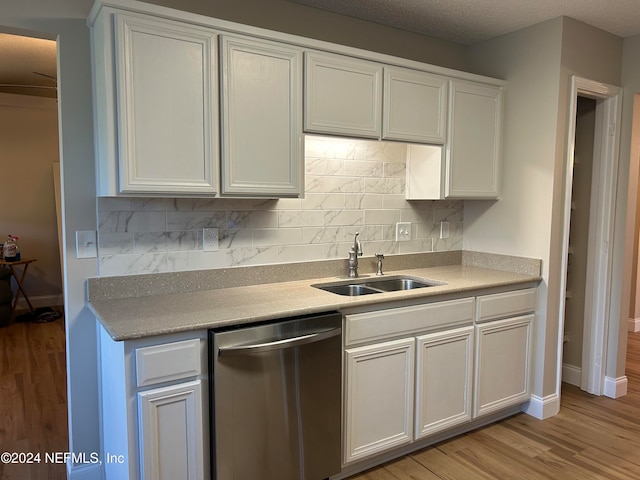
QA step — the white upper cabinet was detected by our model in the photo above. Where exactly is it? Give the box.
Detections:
[220,35,303,197]
[406,79,503,200]
[383,67,448,144]
[446,80,503,198]
[92,11,219,195]
[304,51,383,138]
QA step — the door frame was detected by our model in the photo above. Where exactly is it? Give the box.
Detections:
[558,76,622,396]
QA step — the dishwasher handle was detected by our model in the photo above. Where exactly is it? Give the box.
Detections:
[218,327,341,357]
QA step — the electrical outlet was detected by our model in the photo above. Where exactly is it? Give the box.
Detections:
[440,221,450,239]
[396,222,411,242]
[203,228,219,252]
[75,230,97,259]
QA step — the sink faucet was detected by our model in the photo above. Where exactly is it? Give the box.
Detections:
[348,232,363,278]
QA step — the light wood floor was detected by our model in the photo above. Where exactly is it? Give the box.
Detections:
[350,332,640,480]
[1,314,640,480]
[0,310,67,480]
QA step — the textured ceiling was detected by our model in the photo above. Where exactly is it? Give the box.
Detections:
[292,0,640,45]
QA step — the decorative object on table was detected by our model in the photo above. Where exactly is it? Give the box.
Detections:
[3,235,20,261]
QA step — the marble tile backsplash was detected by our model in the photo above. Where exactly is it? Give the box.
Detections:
[97,135,463,276]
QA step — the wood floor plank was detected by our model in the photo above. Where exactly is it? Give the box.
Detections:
[0,312,67,480]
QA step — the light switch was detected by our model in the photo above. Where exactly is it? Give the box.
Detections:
[76,230,97,259]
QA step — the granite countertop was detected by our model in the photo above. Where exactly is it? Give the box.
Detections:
[89,261,541,341]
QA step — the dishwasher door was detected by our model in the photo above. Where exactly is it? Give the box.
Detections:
[210,312,342,480]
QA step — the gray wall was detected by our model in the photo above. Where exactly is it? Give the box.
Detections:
[146,0,469,70]
[465,17,624,404]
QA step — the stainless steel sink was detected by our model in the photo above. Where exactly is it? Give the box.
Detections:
[312,275,444,296]
[364,277,433,291]
[315,284,381,296]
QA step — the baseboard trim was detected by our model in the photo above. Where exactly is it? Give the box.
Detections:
[67,461,101,480]
[521,393,559,420]
[603,375,628,398]
[562,363,582,387]
[14,293,64,310]
[629,317,640,333]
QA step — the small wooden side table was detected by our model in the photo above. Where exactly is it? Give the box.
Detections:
[0,258,37,312]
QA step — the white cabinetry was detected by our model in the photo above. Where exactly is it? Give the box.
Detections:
[474,288,536,417]
[138,381,204,480]
[342,287,536,466]
[406,80,503,200]
[446,80,502,198]
[344,338,415,463]
[304,51,382,138]
[221,35,303,197]
[98,328,208,480]
[91,10,219,196]
[304,53,449,145]
[383,66,448,144]
[415,326,473,438]
[343,297,475,464]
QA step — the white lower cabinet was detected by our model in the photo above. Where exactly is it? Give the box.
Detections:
[415,326,474,438]
[98,328,208,480]
[343,298,474,464]
[138,381,204,480]
[474,288,536,418]
[342,287,536,467]
[344,338,415,463]
[474,314,534,417]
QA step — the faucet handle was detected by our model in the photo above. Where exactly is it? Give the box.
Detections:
[375,253,384,276]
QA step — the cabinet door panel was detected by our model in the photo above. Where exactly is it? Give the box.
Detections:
[138,380,204,480]
[221,36,303,196]
[383,67,447,143]
[344,338,414,463]
[305,51,382,138]
[415,326,473,438]
[474,314,533,417]
[447,80,502,198]
[114,14,218,194]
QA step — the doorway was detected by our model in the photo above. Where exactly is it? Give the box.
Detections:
[558,76,623,397]
[0,31,67,480]
[562,96,596,386]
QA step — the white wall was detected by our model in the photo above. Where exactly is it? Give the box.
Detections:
[465,17,623,411]
[0,93,63,305]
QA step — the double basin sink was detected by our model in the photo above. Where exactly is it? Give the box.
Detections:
[311,275,445,296]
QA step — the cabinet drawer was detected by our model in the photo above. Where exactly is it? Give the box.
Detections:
[136,339,201,387]
[476,288,536,323]
[345,297,474,346]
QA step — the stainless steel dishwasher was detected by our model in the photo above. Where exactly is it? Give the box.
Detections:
[209,312,342,480]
